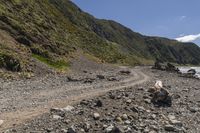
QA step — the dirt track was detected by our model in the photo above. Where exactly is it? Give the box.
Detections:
[0,66,149,131]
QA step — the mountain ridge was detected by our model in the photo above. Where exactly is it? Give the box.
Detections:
[0,0,200,76]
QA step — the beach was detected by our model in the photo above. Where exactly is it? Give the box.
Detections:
[3,66,200,133]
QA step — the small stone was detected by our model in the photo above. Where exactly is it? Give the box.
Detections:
[126,99,132,104]
[144,128,150,133]
[189,107,199,113]
[93,113,100,120]
[52,115,62,120]
[146,110,151,113]
[105,125,122,133]
[122,114,128,120]
[170,120,183,127]
[164,124,176,131]
[63,105,74,112]
[138,87,144,91]
[94,100,103,107]
[83,122,91,132]
[0,120,3,126]
[144,99,151,104]
[151,114,156,119]
[150,125,159,131]
[115,116,123,123]
[67,127,76,133]
[124,120,131,125]
[168,115,176,120]
[97,75,105,79]
[183,89,189,92]
[61,129,68,133]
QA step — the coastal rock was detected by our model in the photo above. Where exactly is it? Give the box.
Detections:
[187,69,196,75]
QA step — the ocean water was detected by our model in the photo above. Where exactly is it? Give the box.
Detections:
[178,67,200,78]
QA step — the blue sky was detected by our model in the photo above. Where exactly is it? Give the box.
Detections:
[73,0,200,45]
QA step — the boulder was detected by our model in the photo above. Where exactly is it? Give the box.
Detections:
[150,81,172,106]
[187,69,196,75]
[165,63,179,72]
[151,88,172,105]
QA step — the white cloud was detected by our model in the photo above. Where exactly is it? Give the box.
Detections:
[179,16,186,20]
[175,34,200,42]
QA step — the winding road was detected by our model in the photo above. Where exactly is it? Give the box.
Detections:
[0,67,149,131]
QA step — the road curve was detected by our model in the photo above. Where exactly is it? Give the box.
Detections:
[0,67,149,131]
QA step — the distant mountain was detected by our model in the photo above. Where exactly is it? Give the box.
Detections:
[0,0,200,73]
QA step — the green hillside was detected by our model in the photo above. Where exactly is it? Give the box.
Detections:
[0,0,200,74]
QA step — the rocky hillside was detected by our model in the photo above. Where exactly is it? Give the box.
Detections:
[0,0,200,75]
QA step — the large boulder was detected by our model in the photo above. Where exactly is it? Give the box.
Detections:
[165,63,179,72]
[150,81,172,106]
[187,69,196,75]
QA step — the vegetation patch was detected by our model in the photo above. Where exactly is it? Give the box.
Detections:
[32,54,69,71]
[0,53,21,72]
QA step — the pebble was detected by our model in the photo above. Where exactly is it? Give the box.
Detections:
[63,105,74,112]
[115,116,123,123]
[189,107,199,113]
[0,120,3,126]
[170,120,183,127]
[67,127,76,133]
[122,114,128,120]
[93,113,100,120]
[124,120,131,125]
[52,115,62,120]
[144,98,151,104]
[164,124,176,131]
[168,114,176,120]
[126,99,132,104]
[105,125,122,133]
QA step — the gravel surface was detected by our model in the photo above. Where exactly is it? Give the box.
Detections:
[1,66,200,132]
[0,57,145,131]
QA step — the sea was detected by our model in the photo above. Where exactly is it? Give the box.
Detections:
[178,67,200,78]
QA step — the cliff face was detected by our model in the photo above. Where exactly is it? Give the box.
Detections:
[0,0,200,73]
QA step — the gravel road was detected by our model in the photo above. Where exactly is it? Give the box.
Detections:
[0,65,149,131]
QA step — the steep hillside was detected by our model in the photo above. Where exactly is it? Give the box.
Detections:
[0,0,200,75]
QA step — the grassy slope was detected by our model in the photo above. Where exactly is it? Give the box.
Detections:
[0,0,200,74]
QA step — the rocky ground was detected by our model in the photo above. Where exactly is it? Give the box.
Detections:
[1,66,200,133]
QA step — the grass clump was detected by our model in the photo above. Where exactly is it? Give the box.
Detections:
[32,54,69,71]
